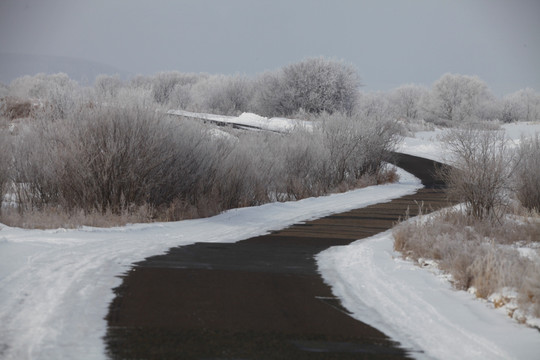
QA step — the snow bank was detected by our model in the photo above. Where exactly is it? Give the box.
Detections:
[0,169,421,360]
[167,109,313,132]
[317,230,540,360]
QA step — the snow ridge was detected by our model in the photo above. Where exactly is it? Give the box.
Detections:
[317,229,540,360]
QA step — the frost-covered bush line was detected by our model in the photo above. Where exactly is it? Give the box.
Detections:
[4,65,539,127]
[2,100,399,226]
[393,208,540,321]
[206,112,400,206]
[114,57,362,117]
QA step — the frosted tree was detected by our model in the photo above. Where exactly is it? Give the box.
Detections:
[502,88,540,122]
[426,73,492,123]
[190,74,253,115]
[441,127,515,220]
[388,84,427,120]
[355,91,391,122]
[8,73,80,119]
[151,72,202,105]
[254,57,361,116]
[94,74,123,99]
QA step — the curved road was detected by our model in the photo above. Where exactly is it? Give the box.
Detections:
[105,153,452,359]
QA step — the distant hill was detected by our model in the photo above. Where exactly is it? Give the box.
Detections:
[0,53,133,86]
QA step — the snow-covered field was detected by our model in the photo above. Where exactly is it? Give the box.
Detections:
[398,121,540,162]
[1,118,540,359]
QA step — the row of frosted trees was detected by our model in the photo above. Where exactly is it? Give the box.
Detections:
[3,59,539,125]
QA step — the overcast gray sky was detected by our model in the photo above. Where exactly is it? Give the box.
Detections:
[1,0,538,95]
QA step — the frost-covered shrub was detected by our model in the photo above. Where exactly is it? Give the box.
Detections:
[441,127,515,220]
[151,71,206,105]
[11,104,219,215]
[115,86,154,108]
[515,134,540,211]
[168,82,194,110]
[278,129,330,199]
[0,131,10,209]
[318,112,401,188]
[190,75,253,115]
[355,92,391,122]
[211,133,272,209]
[94,74,123,99]
[9,73,80,120]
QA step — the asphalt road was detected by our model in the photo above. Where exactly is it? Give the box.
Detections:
[105,153,452,360]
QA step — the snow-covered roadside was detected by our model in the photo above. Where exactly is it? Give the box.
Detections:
[0,169,421,360]
[317,229,540,360]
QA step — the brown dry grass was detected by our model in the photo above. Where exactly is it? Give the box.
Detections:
[0,205,155,229]
[0,97,35,120]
